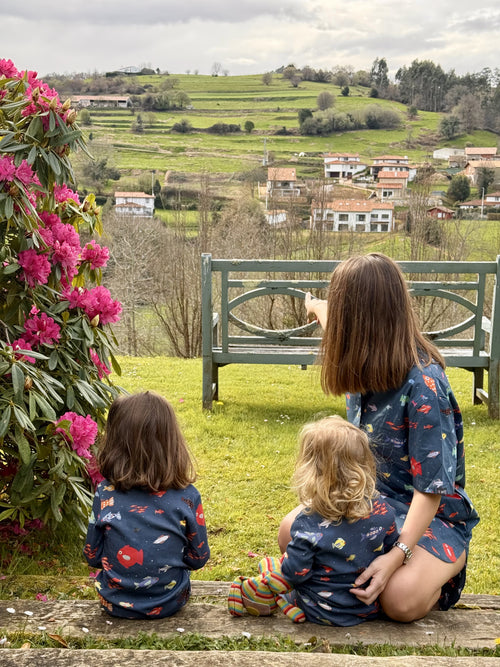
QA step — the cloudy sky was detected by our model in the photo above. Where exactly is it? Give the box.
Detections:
[3,1,499,79]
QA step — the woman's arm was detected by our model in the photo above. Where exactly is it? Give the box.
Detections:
[305,293,328,329]
[350,490,441,605]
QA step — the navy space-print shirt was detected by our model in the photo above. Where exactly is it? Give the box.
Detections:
[84,481,209,619]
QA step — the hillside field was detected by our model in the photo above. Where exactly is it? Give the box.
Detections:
[76,73,499,186]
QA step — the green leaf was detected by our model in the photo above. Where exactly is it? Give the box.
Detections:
[3,262,20,275]
[27,145,37,165]
[0,360,11,376]
[49,110,56,132]
[26,115,43,142]
[0,405,12,438]
[14,425,31,464]
[33,392,57,421]
[109,351,122,376]
[0,131,15,148]
[11,363,24,401]
[11,457,36,496]
[47,151,61,175]
[66,385,75,409]
[48,349,59,371]
[50,486,64,522]
[0,508,16,523]
[5,196,13,220]
[13,406,35,432]
[29,390,37,421]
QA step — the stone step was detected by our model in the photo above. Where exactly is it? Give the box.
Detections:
[0,594,499,651]
[1,649,499,667]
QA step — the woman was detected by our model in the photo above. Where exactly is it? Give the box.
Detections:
[278,253,479,622]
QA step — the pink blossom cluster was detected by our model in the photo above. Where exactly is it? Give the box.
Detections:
[53,183,81,206]
[67,285,122,325]
[86,455,104,488]
[56,411,98,459]
[18,248,51,287]
[0,155,39,187]
[23,312,61,347]
[81,240,109,270]
[38,214,81,279]
[11,337,36,364]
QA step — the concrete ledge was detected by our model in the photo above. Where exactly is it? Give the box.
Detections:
[0,594,499,651]
[0,650,499,667]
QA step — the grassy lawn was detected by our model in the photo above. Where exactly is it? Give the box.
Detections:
[78,73,498,179]
[1,357,497,598]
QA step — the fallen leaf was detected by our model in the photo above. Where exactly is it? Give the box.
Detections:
[48,633,68,648]
[21,642,31,649]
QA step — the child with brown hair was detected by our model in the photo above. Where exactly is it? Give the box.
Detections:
[84,392,209,619]
[229,415,397,626]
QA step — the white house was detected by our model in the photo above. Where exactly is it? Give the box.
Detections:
[266,168,300,197]
[323,153,368,180]
[265,209,288,226]
[370,155,417,181]
[433,148,465,160]
[114,192,155,217]
[311,199,394,232]
[72,95,132,109]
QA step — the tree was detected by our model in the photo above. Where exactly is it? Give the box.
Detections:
[341,86,350,97]
[298,108,313,126]
[447,174,471,203]
[370,57,389,93]
[0,59,121,531]
[262,72,273,86]
[317,91,334,111]
[476,167,495,196]
[244,120,255,134]
[439,115,461,140]
[211,62,222,77]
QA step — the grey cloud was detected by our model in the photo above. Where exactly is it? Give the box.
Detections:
[4,0,314,27]
[448,9,500,32]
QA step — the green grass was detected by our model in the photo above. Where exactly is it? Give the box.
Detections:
[78,73,498,179]
[1,358,497,598]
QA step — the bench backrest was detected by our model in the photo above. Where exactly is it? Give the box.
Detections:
[201,254,500,363]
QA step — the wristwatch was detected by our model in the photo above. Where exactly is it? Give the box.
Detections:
[394,541,413,564]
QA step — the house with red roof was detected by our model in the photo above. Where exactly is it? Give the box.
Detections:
[323,153,368,180]
[311,199,394,232]
[115,192,155,217]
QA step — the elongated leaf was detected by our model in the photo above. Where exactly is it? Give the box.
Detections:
[48,349,59,371]
[29,390,37,421]
[26,115,43,141]
[5,196,13,220]
[11,457,36,496]
[50,487,63,522]
[14,425,31,464]
[11,363,24,400]
[13,406,35,432]
[0,405,12,438]
[66,385,75,409]
[47,151,61,175]
[33,392,57,421]
[27,145,37,165]
[109,351,122,376]
[0,508,16,522]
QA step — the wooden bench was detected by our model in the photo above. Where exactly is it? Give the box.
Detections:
[201,254,500,418]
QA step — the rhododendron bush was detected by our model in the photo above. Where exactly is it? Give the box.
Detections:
[0,59,122,531]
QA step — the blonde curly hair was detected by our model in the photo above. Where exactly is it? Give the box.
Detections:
[293,415,377,523]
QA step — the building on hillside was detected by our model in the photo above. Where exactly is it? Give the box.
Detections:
[433,148,465,160]
[485,192,500,204]
[370,155,417,181]
[374,183,404,201]
[461,160,500,186]
[323,153,368,180]
[115,192,155,217]
[458,192,500,213]
[266,168,300,197]
[427,206,454,220]
[464,147,498,161]
[71,95,132,109]
[311,199,394,232]
[264,209,288,226]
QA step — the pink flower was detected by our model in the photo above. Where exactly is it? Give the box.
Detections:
[15,160,37,186]
[0,59,19,78]
[36,593,48,602]
[12,338,36,364]
[56,412,98,460]
[52,240,80,275]
[23,312,61,347]
[81,241,109,270]
[53,184,80,205]
[86,455,104,488]
[39,212,62,229]
[68,286,121,325]
[18,249,51,287]
[0,155,16,182]
[90,349,111,378]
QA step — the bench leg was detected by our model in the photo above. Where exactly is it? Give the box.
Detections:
[472,369,484,405]
[488,360,499,420]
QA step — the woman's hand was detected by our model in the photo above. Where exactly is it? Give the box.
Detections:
[349,548,404,606]
[305,292,327,327]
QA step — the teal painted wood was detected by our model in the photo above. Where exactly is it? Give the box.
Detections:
[201,253,500,417]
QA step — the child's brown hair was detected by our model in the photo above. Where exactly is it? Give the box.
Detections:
[97,392,196,492]
[293,415,377,523]
[320,253,444,396]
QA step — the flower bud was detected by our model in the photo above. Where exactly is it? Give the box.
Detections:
[62,98,71,111]
[50,96,60,111]
[8,184,19,197]
[31,87,40,102]
[66,109,77,125]
[24,377,33,391]
[82,200,91,212]
[90,315,100,327]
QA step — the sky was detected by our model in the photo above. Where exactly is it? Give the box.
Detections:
[3,1,499,79]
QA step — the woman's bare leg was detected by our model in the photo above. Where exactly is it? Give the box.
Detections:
[278,504,304,553]
[380,546,466,622]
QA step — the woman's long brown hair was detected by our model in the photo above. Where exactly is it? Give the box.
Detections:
[320,253,444,396]
[97,392,196,492]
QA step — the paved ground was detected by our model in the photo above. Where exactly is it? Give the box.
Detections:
[0,584,498,664]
